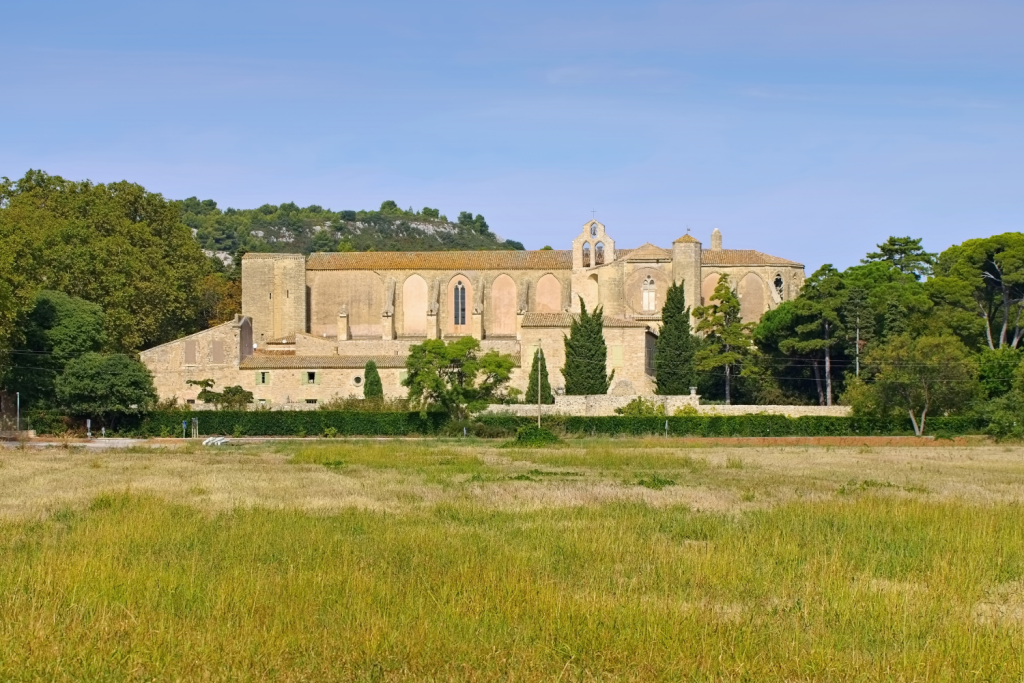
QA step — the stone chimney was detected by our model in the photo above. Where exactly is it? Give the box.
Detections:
[711,228,722,250]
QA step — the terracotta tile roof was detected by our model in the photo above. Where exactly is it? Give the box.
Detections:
[624,243,672,262]
[521,312,651,329]
[701,249,803,267]
[306,250,572,271]
[240,351,521,369]
[242,252,304,259]
[673,234,700,244]
[262,335,296,346]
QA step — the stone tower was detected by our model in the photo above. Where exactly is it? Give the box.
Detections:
[240,253,307,344]
[711,228,722,250]
[672,233,702,317]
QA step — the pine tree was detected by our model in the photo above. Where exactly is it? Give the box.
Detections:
[693,274,753,405]
[655,281,699,395]
[363,360,384,399]
[524,348,554,404]
[563,297,614,395]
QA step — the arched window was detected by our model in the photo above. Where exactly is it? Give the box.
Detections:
[642,276,656,311]
[582,242,591,267]
[453,280,466,326]
[590,222,598,237]
[774,274,784,299]
[595,242,605,265]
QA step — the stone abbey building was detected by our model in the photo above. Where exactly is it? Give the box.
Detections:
[141,221,804,407]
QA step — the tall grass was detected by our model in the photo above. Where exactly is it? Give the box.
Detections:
[1,493,1022,680]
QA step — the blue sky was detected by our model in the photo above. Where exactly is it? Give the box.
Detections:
[2,1,1022,269]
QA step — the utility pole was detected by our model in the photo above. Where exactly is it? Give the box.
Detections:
[536,339,544,430]
[16,392,20,433]
[855,313,860,378]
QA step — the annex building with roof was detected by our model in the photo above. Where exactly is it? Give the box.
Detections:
[140,221,804,407]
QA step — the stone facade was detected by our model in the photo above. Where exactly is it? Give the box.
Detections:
[141,223,805,407]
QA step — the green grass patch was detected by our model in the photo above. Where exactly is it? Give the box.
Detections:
[0,494,1022,679]
[636,473,676,490]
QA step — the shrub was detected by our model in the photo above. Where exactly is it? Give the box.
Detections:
[505,425,560,448]
[318,396,410,412]
[615,397,665,417]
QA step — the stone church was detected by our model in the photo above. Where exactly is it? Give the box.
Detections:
[141,221,804,407]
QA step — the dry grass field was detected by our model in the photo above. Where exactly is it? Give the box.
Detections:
[2,438,1024,680]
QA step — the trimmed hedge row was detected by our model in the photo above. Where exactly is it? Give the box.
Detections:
[475,414,989,438]
[26,408,988,438]
[137,410,448,437]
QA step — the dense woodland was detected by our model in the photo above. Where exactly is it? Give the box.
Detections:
[183,197,524,256]
[2,169,1024,436]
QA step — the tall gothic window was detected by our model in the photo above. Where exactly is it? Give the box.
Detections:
[774,274,785,299]
[453,280,466,326]
[642,276,656,311]
[582,242,591,267]
[595,242,605,265]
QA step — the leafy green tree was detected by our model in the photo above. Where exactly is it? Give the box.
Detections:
[977,347,1023,400]
[982,361,1024,439]
[186,378,220,404]
[6,290,106,408]
[752,302,818,405]
[933,233,1024,349]
[183,378,251,410]
[402,337,515,418]
[847,335,979,435]
[655,281,698,395]
[54,353,157,428]
[310,229,337,252]
[218,386,255,410]
[842,261,932,335]
[778,265,846,406]
[524,348,553,404]
[563,298,614,395]
[0,170,212,352]
[862,236,937,280]
[693,275,752,405]
[363,360,384,399]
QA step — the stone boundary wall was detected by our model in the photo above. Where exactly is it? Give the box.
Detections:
[483,395,851,418]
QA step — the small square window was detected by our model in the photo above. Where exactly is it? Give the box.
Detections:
[258,371,270,385]
[186,399,196,405]
[307,371,316,384]
[305,399,317,404]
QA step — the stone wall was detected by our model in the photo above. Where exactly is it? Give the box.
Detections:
[484,396,851,418]
[140,316,253,404]
[307,268,573,341]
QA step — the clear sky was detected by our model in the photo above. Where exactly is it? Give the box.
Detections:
[3,1,1022,269]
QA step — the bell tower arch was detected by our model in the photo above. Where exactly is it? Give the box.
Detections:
[571,220,615,270]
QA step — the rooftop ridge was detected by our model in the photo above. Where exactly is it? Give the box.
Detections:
[306,250,572,271]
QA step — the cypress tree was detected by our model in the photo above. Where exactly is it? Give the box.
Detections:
[655,281,699,394]
[524,347,554,404]
[563,297,614,395]
[363,360,384,399]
